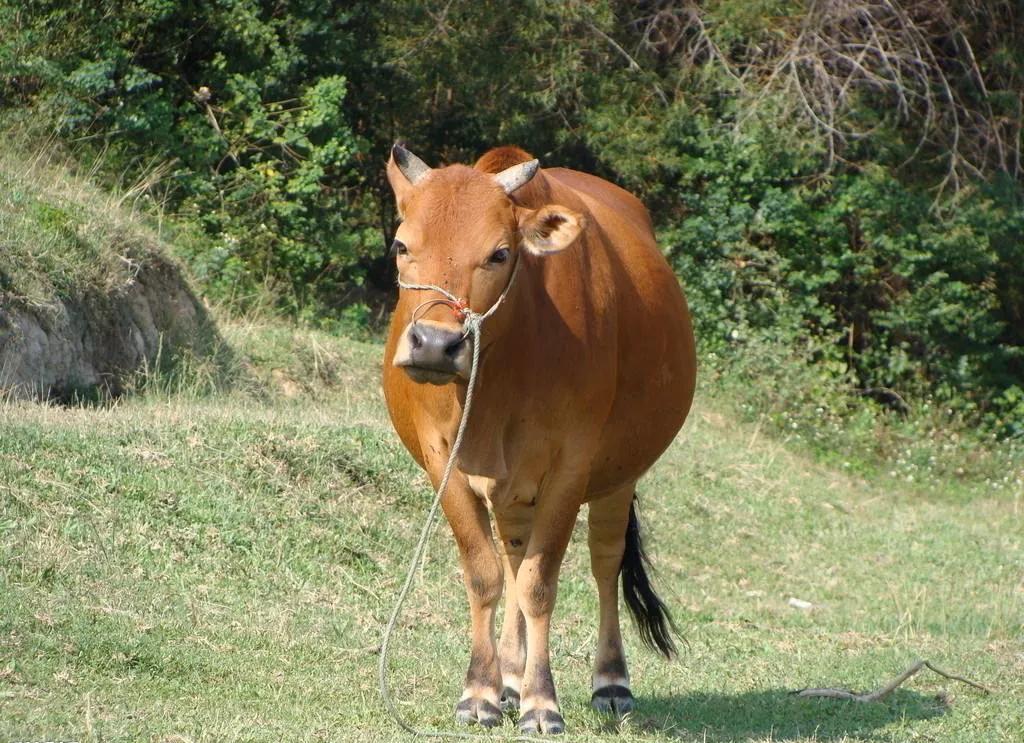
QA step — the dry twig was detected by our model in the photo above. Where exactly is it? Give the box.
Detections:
[793,659,992,703]
[621,0,1022,197]
[588,21,669,106]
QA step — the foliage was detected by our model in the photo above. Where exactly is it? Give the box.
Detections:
[660,118,1024,437]
[1,0,377,311]
[1,0,1022,436]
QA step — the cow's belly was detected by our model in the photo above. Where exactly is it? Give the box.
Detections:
[587,298,696,499]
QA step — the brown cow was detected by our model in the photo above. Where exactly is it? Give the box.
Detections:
[382,143,696,734]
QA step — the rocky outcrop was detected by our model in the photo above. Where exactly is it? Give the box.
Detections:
[0,254,217,400]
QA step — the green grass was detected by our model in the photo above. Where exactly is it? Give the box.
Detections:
[0,145,170,307]
[699,336,1024,501]
[2,321,1022,742]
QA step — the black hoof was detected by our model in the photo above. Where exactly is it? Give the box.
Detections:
[500,687,521,712]
[455,697,502,728]
[591,684,634,716]
[518,708,565,735]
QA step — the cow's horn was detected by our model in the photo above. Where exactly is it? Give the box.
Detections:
[392,143,431,185]
[494,159,540,194]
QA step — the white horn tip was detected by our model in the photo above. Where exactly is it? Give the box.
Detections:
[495,159,540,194]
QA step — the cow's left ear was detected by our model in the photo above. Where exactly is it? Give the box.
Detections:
[517,205,585,255]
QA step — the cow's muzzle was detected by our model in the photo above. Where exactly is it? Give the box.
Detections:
[393,320,471,384]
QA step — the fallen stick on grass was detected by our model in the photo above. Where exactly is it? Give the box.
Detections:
[792,659,992,702]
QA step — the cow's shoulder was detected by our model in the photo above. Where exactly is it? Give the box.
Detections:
[543,167,654,235]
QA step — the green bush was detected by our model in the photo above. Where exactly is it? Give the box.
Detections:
[1,0,377,311]
[657,117,1024,436]
[2,0,1022,439]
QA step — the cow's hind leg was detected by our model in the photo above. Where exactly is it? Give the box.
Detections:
[442,477,504,728]
[587,486,635,716]
[590,487,679,715]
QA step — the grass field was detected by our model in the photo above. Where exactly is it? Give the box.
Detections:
[2,321,1022,742]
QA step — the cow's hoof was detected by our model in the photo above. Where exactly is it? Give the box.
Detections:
[518,708,565,735]
[591,684,634,716]
[455,697,502,728]
[500,687,521,712]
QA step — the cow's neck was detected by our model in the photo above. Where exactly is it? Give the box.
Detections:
[446,261,538,478]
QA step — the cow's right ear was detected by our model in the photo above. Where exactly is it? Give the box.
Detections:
[517,205,585,256]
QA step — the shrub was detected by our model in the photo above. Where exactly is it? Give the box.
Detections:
[2,0,1022,437]
[1,0,378,311]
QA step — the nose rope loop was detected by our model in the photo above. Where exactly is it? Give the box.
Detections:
[398,255,521,336]
[380,256,540,742]
[410,297,467,326]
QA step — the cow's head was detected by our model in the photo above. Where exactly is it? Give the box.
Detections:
[387,144,584,385]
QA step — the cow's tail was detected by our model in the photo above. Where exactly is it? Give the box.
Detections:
[620,496,678,659]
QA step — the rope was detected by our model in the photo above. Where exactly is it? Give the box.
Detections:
[379,258,540,740]
[398,256,520,331]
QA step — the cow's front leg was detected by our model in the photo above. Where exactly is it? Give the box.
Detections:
[442,476,504,728]
[514,492,581,735]
[494,503,532,711]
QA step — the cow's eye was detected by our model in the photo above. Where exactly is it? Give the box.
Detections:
[390,239,408,258]
[489,247,510,265]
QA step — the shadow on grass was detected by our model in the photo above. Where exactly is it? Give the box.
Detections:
[608,688,946,741]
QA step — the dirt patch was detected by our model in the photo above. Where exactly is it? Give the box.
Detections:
[0,253,218,400]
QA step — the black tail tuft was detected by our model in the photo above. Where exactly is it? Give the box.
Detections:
[621,497,678,659]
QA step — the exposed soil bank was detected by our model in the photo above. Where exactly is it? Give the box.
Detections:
[0,254,216,400]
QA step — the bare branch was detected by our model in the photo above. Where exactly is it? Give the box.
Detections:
[793,659,993,703]
[588,22,669,106]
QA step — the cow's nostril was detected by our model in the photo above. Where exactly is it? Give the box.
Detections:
[444,336,466,358]
[409,326,424,350]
